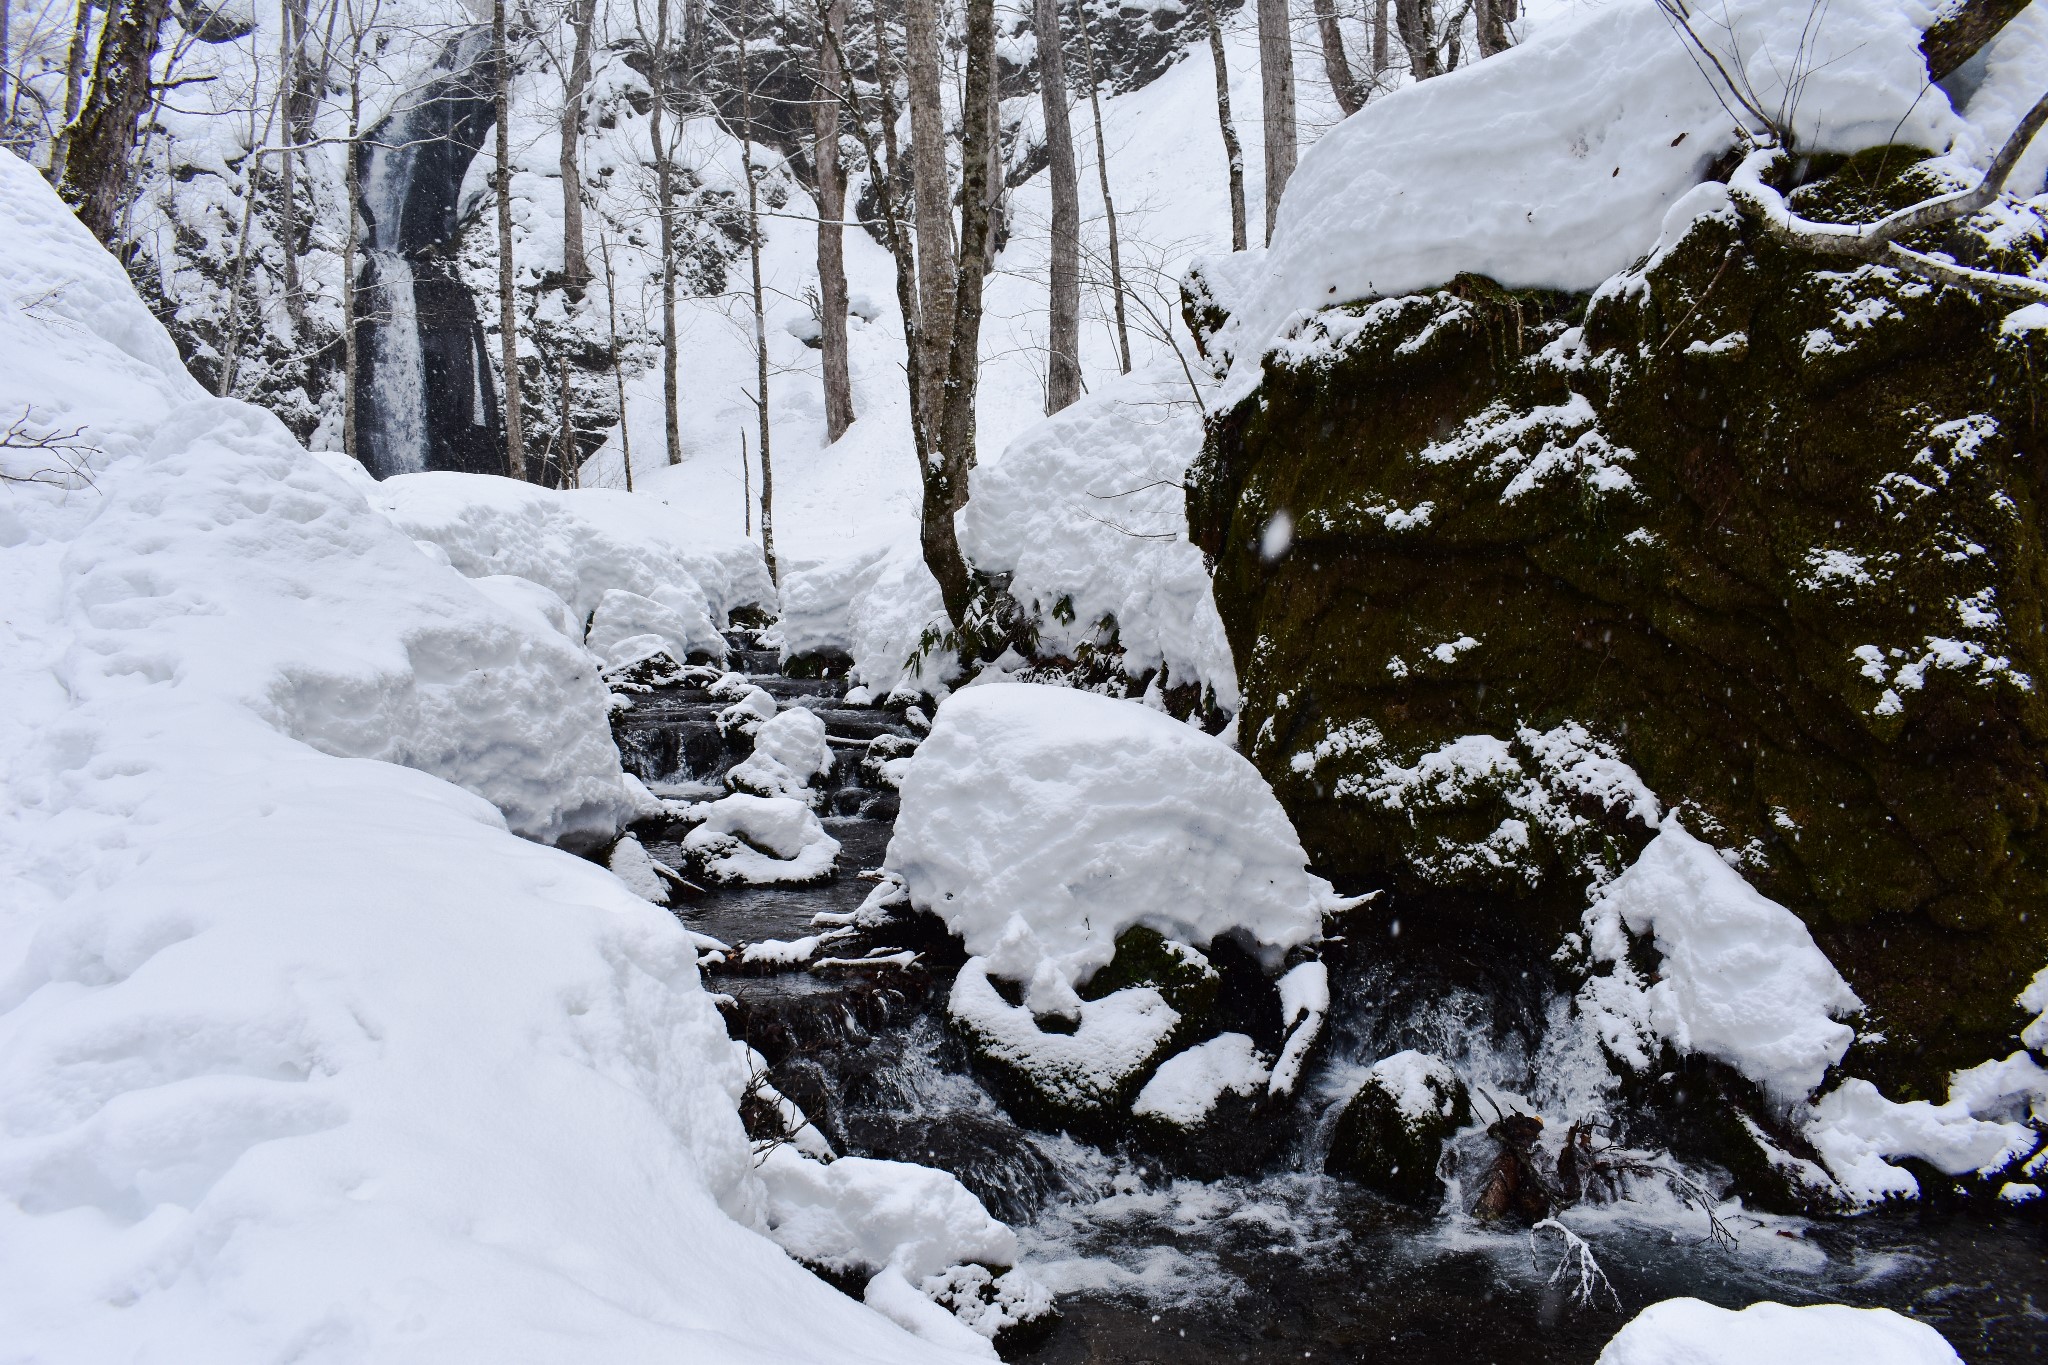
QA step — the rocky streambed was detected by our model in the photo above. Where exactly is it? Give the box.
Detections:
[605,631,2048,1362]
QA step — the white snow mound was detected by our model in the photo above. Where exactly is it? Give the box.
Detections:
[889,684,1344,1016]
[1579,821,1861,1104]
[1597,1297,1962,1365]
[728,706,835,803]
[1133,1033,1270,1127]
[685,793,841,885]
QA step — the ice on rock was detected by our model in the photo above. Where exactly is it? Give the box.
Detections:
[1597,1298,1962,1365]
[888,684,1347,1015]
[728,706,834,804]
[1577,821,1862,1104]
[1133,1033,1271,1128]
[684,794,841,886]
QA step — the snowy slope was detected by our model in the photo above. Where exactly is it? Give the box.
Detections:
[0,143,983,1365]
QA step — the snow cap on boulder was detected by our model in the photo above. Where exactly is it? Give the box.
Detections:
[1597,1297,1962,1365]
[887,683,1349,1016]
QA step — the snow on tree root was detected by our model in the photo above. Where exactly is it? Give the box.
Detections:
[1596,1298,1964,1365]
[887,683,1350,1018]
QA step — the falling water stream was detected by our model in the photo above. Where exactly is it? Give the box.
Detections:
[611,633,2048,1363]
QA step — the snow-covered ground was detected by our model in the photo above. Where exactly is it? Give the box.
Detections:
[0,140,997,1365]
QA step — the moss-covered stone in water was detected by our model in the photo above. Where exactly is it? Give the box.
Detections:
[1190,154,2048,1099]
[1325,1052,1471,1207]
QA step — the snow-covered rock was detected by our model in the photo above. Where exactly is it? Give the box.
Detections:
[728,706,835,804]
[1578,822,1862,1104]
[1806,1074,2038,1205]
[888,684,1347,1016]
[586,587,715,667]
[1133,1033,1270,1128]
[779,542,952,698]
[1597,1298,1962,1365]
[949,958,1183,1114]
[684,793,841,885]
[961,368,1239,707]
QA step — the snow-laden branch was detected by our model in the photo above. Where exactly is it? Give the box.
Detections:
[1726,89,2048,303]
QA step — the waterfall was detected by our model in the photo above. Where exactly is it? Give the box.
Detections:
[352,27,503,480]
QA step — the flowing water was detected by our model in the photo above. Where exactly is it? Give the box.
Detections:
[612,638,2048,1362]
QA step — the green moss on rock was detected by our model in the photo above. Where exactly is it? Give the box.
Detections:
[1190,155,2048,1097]
[1325,1051,1471,1206]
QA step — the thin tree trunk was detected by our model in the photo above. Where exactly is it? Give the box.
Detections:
[813,0,853,441]
[47,0,94,183]
[217,85,281,397]
[1035,0,1079,412]
[1474,0,1508,58]
[1075,5,1127,373]
[559,0,595,288]
[905,0,954,425]
[1395,0,1439,79]
[1194,0,1244,252]
[276,0,305,330]
[494,0,525,478]
[1255,0,1295,245]
[1371,0,1388,83]
[557,355,576,485]
[650,0,680,464]
[927,0,996,632]
[1313,0,1362,115]
[342,66,361,461]
[738,18,775,583]
[600,231,632,491]
[61,0,174,244]
[1,0,12,131]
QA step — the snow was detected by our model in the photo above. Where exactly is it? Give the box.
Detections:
[1269,959,1331,1097]
[2023,964,2048,1052]
[1579,821,1862,1104]
[1806,1074,2037,1204]
[683,794,842,886]
[727,706,834,804]
[1597,1298,1962,1365]
[949,958,1182,1111]
[0,149,981,1363]
[888,684,1346,1015]
[1211,0,1968,403]
[960,367,1240,706]
[1364,1050,1466,1125]
[587,588,717,668]
[1133,1034,1271,1127]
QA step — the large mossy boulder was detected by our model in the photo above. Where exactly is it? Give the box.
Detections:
[1189,150,2048,1098]
[1325,1050,1471,1206]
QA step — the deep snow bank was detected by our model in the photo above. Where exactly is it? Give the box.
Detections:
[1210,0,1979,401]
[0,150,978,1364]
[887,683,1345,1015]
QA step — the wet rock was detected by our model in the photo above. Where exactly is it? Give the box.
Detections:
[1325,1050,1471,1207]
[843,1111,1069,1224]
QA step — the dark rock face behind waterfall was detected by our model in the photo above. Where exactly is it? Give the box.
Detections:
[354,28,506,480]
[1188,148,2048,1101]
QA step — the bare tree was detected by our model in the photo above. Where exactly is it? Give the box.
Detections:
[905,0,954,422]
[1923,0,2031,81]
[1194,0,1245,252]
[1370,0,1388,85]
[1475,0,1511,59]
[1313,0,1362,116]
[1074,2,1128,372]
[45,0,95,182]
[1393,0,1441,80]
[60,0,174,243]
[634,0,683,465]
[1256,0,1294,243]
[599,232,634,491]
[493,0,527,478]
[736,12,775,580]
[338,0,384,462]
[812,0,853,440]
[558,0,597,289]
[1036,0,1081,412]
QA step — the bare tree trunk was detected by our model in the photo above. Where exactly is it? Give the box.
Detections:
[1194,0,1245,253]
[1371,0,1388,83]
[738,18,775,582]
[599,234,633,491]
[218,86,281,397]
[343,66,361,461]
[60,0,173,244]
[557,355,576,485]
[276,0,305,331]
[906,0,954,425]
[813,0,853,441]
[47,0,95,183]
[926,0,996,632]
[559,0,596,289]
[649,0,681,464]
[1035,0,1080,413]
[1474,0,1508,58]
[1075,5,1128,373]
[1923,0,2030,81]
[494,0,526,478]
[1313,0,1362,115]
[1255,0,1294,244]
[683,0,703,75]
[1395,0,1440,79]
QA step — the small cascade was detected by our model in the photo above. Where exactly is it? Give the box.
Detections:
[607,629,2048,1364]
[353,27,504,479]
